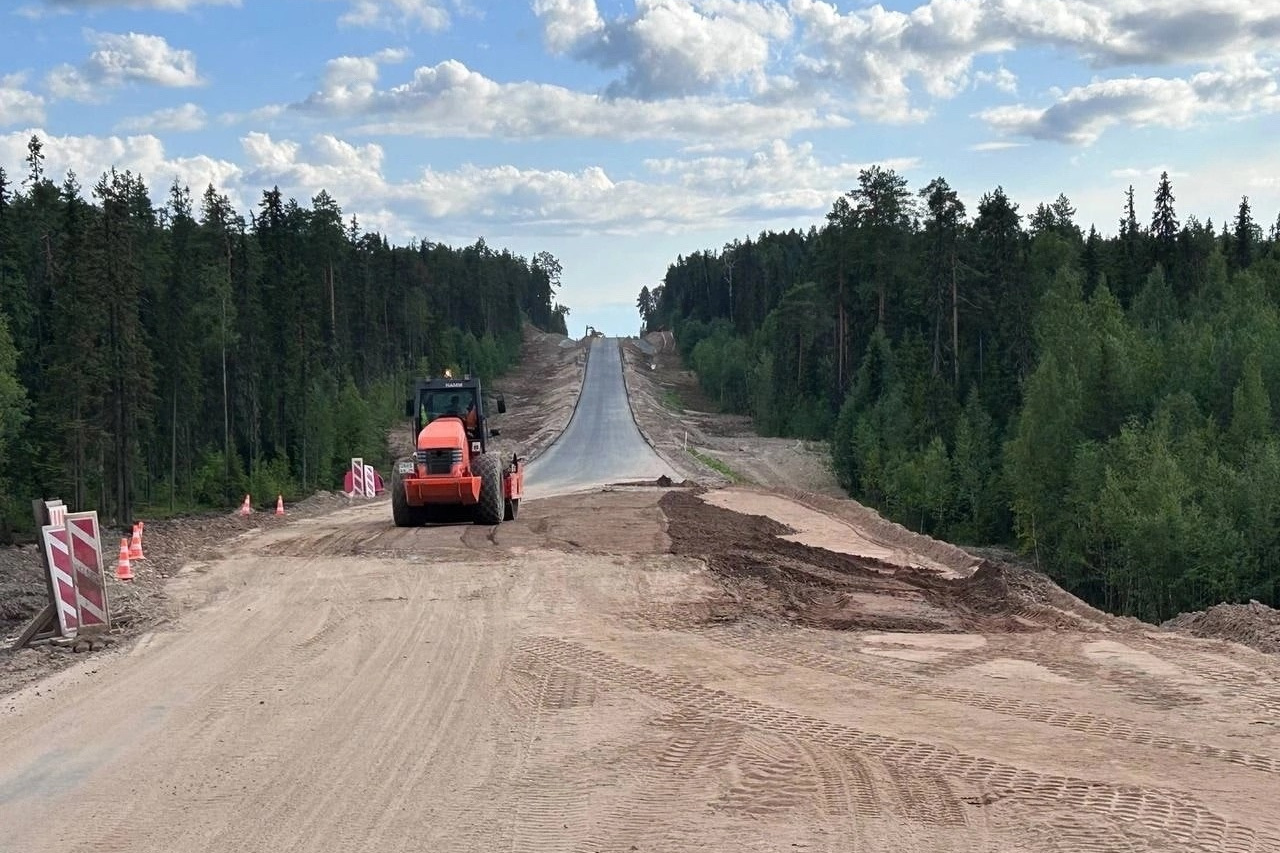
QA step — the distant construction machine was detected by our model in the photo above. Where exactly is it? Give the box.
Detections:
[391,374,523,526]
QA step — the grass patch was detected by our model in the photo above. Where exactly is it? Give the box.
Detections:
[661,388,684,411]
[687,448,748,483]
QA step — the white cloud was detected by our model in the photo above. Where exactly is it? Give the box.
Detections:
[337,0,450,30]
[0,75,46,128]
[395,138,915,234]
[282,58,848,146]
[27,0,237,11]
[969,140,1024,151]
[979,62,1280,144]
[232,132,902,235]
[786,0,1280,122]
[1109,166,1190,180]
[534,0,794,98]
[974,66,1017,93]
[297,48,412,114]
[0,129,916,240]
[116,102,207,132]
[532,0,604,52]
[46,31,204,102]
[0,128,243,207]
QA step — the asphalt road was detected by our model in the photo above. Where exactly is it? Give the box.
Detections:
[524,337,677,498]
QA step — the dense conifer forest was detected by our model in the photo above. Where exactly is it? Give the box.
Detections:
[0,136,569,537]
[643,167,1280,620]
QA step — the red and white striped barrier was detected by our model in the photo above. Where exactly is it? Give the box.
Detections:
[344,459,384,497]
[349,457,378,498]
[40,524,78,638]
[67,512,110,632]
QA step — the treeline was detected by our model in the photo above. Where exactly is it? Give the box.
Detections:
[641,168,1280,621]
[0,135,569,537]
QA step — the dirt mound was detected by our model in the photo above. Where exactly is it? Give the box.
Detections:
[642,329,674,352]
[1163,600,1280,654]
[767,487,978,576]
[609,475,692,488]
[659,491,1121,635]
[0,546,45,630]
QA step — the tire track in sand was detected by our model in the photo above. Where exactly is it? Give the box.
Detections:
[702,628,1280,776]
[519,636,1280,853]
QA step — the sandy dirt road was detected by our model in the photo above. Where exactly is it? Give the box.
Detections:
[3,491,1280,852]
[4,334,1280,852]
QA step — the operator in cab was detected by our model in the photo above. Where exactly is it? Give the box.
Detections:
[442,393,479,435]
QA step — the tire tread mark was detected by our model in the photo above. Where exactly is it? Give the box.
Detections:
[518,636,1280,853]
[1126,640,1280,715]
[913,639,1208,709]
[707,630,1280,776]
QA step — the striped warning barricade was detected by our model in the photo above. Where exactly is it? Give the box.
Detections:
[40,524,78,638]
[66,512,110,634]
[351,457,364,497]
[364,464,383,495]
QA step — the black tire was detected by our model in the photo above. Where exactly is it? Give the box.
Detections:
[473,453,503,525]
[391,460,415,527]
[391,458,429,527]
[504,497,519,521]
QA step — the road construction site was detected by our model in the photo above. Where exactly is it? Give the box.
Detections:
[2,331,1280,852]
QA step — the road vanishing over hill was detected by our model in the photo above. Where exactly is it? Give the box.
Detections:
[524,337,677,498]
[2,335,1279,853]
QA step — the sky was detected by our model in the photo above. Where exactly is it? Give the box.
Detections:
[2,1,1279,336]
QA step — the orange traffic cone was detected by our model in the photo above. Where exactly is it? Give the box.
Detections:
[275,494,286,516]
[129,523,146,560]
[240,494,252,516]
[116,538,134,581]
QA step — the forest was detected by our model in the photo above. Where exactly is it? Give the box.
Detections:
[0,135,569,538]
[641,167,1280,621]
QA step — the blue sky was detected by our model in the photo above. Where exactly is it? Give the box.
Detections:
[3,0,1279,335]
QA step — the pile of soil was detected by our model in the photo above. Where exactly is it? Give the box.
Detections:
[658,490,1117,635]
[0,546,45,629]
[1163,601,1280,654]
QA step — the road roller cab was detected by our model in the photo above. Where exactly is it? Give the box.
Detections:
[391,375,524,526]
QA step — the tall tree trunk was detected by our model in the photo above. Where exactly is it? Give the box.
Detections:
[836,259,845,390]
[328,261,336,345]
[221,294,229,500]
[170,383,177,513]
[951,252,960,386]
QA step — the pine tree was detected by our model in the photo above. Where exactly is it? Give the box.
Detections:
[951,387,998,541]
[636,285,654,332]
[970,186,1027,411]
[919,177,965,384]
[1082,225,1102,294]
[1114,184,1145,303]
[1151,171,1178,242]
[1151,171,1179,289]
[1233,195,1255,272]
[1228,352,1271,456]
[848,166,914,329]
